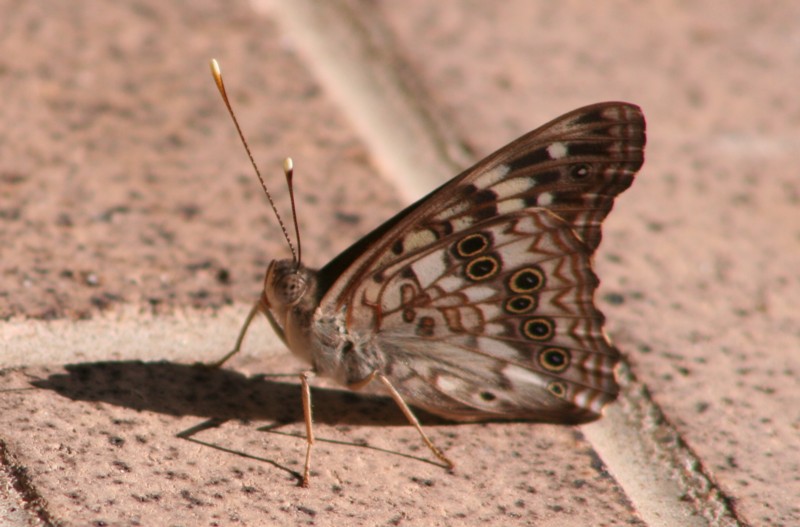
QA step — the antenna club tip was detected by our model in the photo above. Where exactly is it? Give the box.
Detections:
[283,157,294,174]
[209,58,226,96]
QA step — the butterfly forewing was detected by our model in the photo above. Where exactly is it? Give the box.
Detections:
[321,102,644,306]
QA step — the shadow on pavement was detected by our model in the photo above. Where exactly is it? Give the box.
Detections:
[29,360,446,427]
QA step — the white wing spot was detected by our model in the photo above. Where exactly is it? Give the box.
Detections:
[451,216,475,232]
[462,286,496,302]
[537,192,554,206]
[497,198,525,214]
[435,375,464,395]
[477,336,519,361]
[473,164,511,189]
[402,229,437,253]
[547,142,568,159]
[481,303,502,321]
[503,364,548,390]
[410,250,446,289]
[492,177,532,199]
[438,275,464,293]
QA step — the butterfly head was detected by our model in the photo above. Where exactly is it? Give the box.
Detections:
[263,259,316,317]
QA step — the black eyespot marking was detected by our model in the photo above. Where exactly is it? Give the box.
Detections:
[522,317,555,341]
[480,391,496,402]
[570,163,592,180]
[538,347,570,373]
[509,267,545,293]
[416,316,435,337]
[400,267,415,279]
[547,381,567,398]
[342,341,354,356]
[455,232,491,258]
[505,295,537,314]
[465,254,501,281]
[392,238,404,255]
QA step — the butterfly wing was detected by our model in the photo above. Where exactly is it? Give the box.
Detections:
[316,102,645,423]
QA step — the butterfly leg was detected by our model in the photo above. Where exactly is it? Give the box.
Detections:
[299,370,315,488]
[205,301,262,368]
[376,374,455,471]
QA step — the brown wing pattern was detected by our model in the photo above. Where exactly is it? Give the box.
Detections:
[318,102,645,422]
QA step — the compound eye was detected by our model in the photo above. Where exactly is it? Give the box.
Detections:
[277,274,306,305]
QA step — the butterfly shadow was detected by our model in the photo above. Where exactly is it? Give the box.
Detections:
[30,360,450,482]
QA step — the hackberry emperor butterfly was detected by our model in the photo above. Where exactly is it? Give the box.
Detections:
[209,60,645,486]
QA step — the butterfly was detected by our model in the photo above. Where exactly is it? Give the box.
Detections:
[208,60,646,487]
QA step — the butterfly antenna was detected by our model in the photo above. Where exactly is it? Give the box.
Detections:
[283,157,303,267]
[209,59,297,263]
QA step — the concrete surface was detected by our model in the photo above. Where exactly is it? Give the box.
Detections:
[1,1,798,526]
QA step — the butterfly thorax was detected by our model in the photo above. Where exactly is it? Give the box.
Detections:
[263,259,385,387]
